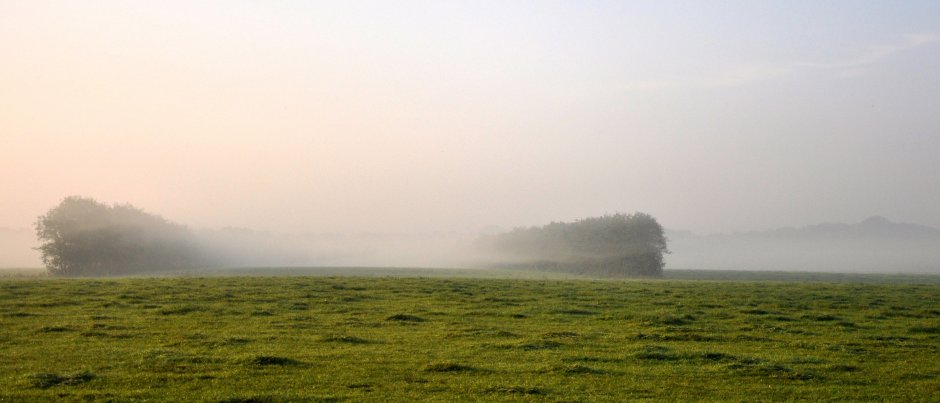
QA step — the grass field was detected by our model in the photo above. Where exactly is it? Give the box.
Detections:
[1,270,939,401]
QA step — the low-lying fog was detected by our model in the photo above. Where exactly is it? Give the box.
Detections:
[4,216,940,273]
[194,228,480,269]
[666,217,940,273]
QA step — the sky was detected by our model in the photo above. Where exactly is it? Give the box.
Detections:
[2,1,940,237]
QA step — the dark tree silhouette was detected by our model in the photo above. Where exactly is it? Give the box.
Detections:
[35,196,209,276]
[478,212,669,277]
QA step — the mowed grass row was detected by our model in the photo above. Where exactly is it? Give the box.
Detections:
[1,276,938,401]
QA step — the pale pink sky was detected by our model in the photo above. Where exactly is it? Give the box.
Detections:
[3,1,940,237]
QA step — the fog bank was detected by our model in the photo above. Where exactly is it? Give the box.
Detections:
[196,229,480,269]
[666,217,940,273]
[0,228,40,268]
[5,214,940,274]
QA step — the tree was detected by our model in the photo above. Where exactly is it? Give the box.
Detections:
[477,212,669,277]
[35,196,209,276]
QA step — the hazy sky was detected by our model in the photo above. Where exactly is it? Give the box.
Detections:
[2,1,939,235]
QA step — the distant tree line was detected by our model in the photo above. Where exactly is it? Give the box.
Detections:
[35,196,213,276]
[477,213,669,277]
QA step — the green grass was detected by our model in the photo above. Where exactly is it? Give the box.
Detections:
[1,273,939,401]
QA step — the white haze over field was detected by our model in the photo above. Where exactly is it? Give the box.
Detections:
[666,217,940,273]
[2,2,940,272]
[0,228,39,268]
[6,216,940,273]
[194,228,479,269]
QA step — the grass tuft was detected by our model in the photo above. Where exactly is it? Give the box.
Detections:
[547,364,608,374]
[424,362,477,372]
[240,355,303,366]
[158,305,201,315]
[804,313,841,322]
[697,352,738,362]
[553,309,597,315]
[29,371,95,388]
[219,397,273,403]
[742,309,770,315]
[515,340,563,350]
[826,364,859,372]
[635,346,680,361]
[320,334,371,344]
[541,331,580,338]
[561,356,625,363]
[485,385,547,395]
[38,325,72,333]
[909,326,940,334]
[659,314,695,326]
[386,313,426,322]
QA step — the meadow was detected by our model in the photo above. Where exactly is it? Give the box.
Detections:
[1,269,939,401]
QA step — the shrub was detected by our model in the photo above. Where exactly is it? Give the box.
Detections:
[35,196,213,276]
[477,213,668,277]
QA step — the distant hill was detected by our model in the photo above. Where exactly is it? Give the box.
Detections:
[666,217,940,273]
[752,216,940,240]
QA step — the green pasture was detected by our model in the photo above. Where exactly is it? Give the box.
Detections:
[1,272,938,401]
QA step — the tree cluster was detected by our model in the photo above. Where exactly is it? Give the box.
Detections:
[478,213,669,277]
[35,196,210,276]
